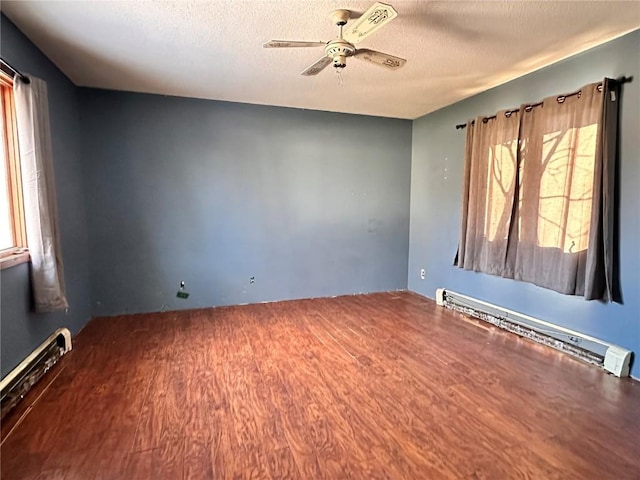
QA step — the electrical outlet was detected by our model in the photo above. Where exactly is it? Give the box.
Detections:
[250,276,255,284]
[177,280,189,299]
[420,268,425,280]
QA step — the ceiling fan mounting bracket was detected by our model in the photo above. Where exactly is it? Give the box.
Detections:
[330,9,351,26]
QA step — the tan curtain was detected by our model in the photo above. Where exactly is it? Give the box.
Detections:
[587,78,620,301]
[455,79,620,301]
[455,110,520,276]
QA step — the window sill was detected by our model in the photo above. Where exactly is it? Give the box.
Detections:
[0,249,30,270]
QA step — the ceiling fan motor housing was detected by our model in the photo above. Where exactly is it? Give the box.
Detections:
[325,40,355,68]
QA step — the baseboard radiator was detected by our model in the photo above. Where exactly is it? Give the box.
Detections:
[436,289,632,377]
[0,328,72,419]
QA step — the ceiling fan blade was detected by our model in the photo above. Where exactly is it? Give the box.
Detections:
[301,56,332,76]
[263,40,326,48]
[353,49,406,70]
[342,2,398,44]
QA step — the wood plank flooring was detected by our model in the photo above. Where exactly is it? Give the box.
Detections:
[1,291,639,479]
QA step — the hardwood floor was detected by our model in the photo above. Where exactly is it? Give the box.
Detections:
[2,291,639,479]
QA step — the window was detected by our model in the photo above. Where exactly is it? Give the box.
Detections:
[455,79,620,301]
[528,123,597,254]
[0,71,28,269]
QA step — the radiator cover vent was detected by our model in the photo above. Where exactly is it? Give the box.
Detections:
[436,288,632,377]
[1,328,72,419]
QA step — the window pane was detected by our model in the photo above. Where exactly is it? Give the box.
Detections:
[0,92,15,250]
[484,140,517,241]
[537,125,596,253]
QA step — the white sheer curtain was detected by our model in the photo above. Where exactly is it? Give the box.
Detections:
[14,76,68,312]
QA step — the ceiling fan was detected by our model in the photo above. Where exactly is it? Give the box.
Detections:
[263,2,406,77]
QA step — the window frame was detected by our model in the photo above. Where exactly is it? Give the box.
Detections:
[0,71,29,270]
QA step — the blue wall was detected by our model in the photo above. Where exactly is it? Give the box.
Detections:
[408,31,640,376]
[0,16,92,377]
[79,90,412,316]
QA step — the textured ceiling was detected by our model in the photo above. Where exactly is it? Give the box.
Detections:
[1,1,639,119]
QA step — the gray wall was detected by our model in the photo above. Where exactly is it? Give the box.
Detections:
[0,16,92,377]
[79,89,412,316]
[408,30,640,376]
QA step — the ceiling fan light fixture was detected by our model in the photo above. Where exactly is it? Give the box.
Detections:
[333,55,347,69]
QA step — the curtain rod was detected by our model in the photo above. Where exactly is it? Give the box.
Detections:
[0,58,30,84]
[455,76,633,130]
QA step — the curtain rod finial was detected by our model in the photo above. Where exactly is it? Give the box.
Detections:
[615,75,632,85]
